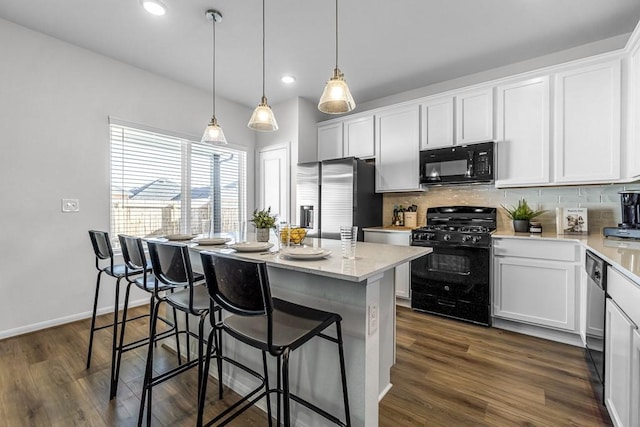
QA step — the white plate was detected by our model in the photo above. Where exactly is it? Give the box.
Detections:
[280,249,332,260]
[165,234,197,241]
[228,242,274,252]
[280,246,325,256]
[192,237,232,245]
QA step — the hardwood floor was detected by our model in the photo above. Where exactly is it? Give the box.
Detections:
[0,305,611,426]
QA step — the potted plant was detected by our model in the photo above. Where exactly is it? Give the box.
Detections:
[502,199,546,233]
[250,207,277,242]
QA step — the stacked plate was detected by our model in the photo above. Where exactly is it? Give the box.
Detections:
[165,234,197,241]
[192,237,232,246]
[228,242,274,252]
[279,246,332,260]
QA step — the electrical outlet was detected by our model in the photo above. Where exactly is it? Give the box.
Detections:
[368,304,378,336]
[62,198,80,213]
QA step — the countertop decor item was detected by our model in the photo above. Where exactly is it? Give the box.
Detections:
[502,199,546,233]
[250,207,277,242]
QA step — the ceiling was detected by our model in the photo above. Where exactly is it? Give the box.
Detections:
[1,0,640,110]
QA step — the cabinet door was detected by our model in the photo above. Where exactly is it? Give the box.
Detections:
[420,96,454,149]
[495,76,550,187]
[363,231,411,298]
[628,43,640,180]
[605,299,635,427]
[631,328,640,427]
[317,122,343,161]
[493,256,577,331]
[375,104,420,192]
[554,60,621,183]
[344,115,374,158]
[455,88,494,144]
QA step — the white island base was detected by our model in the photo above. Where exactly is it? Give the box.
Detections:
[187,238,430,427]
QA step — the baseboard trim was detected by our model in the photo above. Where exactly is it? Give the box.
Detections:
[492,317,585,347]
[0,298,149,340]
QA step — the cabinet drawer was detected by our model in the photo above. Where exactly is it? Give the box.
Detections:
[608,266,640,327]
[493,238,579,262]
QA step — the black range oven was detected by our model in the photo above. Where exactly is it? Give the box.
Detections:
[410,206,496,326]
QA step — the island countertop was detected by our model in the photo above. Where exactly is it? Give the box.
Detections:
[188,237,431,283]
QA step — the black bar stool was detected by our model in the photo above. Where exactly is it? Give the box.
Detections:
[111,235,182,399]
[87,230,148,372]
[138,240,220,427]
[198,251,351,427]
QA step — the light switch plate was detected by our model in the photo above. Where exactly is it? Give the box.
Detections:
[62,198,80,213]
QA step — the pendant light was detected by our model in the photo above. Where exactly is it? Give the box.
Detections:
[248,0,278,131]
[201,10,227,145]
[318,0,355,114]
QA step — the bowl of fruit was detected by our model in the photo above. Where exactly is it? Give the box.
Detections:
[279,226,307,246]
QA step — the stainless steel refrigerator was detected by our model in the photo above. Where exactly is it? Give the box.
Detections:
[296,157,382,241]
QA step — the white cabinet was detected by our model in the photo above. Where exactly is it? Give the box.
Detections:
[375,104,421,192]
[628,38,640,180]
[455,87,494,144]
[420,96,454,149]
[317,122,343,161]
[631,328,640,427]
[344,115,374,158]
[495,76,551,187]
[554,59,621,183]
[605,299,635,427]
[492,238,579,332]
[364,230,411,299]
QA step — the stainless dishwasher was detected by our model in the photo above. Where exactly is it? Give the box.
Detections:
[585,250,607,404]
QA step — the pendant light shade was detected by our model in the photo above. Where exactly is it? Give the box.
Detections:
[318,0,355,114]
[202,9,227,145]
[248,0,278,132]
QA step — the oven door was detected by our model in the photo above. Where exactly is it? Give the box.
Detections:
[410,243,490,325]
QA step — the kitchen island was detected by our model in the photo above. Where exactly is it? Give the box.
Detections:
[187,237,430,427]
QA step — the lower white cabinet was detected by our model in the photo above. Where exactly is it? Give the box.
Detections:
[605,299,636,427]
[364,230,411,299]
[606,266,640,427]
[492,238,579,332]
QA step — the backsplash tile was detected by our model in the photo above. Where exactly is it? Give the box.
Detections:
[383,183,629,233]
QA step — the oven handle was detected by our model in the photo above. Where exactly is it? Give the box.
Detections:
[438,299,456,308]
[427,268,471,276]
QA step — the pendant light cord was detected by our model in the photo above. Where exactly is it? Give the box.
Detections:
[335,0,339,69]
[212,17,216,117]
[262,0,266,99]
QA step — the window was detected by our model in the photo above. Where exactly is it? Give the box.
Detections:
[110,121,246,241]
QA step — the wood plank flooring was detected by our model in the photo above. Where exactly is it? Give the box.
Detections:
[0,305,611,426]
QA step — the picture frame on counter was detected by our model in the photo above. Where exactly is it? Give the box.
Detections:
[556,207,588,234]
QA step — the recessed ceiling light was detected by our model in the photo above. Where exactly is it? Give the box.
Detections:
[141,0,167,16]
[281,75,296,84]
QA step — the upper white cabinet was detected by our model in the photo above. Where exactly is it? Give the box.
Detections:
[628,38,640,180]
[495,76,551,187]
[455,87,494,144]
[375,104,421,192]
[420,96,454,149]
[554,59,621,183]
[317,122,343,162]
[344,115,375,158]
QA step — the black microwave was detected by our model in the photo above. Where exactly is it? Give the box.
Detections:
[419,141,494,186]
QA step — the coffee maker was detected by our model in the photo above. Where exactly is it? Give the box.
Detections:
[603,191,640,239]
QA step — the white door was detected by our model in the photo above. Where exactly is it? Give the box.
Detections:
[317,122,343,161]
[455,87,494,144]
[257,144,289,222]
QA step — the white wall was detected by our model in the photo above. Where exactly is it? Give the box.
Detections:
[0,18,255,338]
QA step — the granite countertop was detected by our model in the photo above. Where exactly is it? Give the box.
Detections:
[493,231,640,283]
[189,237,430,283]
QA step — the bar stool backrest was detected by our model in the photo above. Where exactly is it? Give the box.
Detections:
[147,240,198,312]
[201,251,273,317]
[118,234,154,289]
[89,230,115,271]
